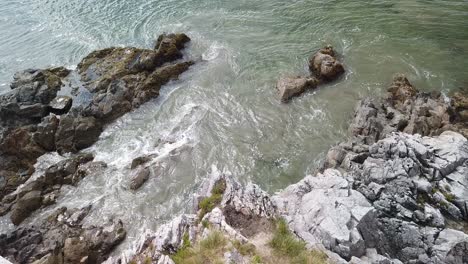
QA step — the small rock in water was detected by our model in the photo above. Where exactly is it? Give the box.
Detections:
[130,154,157,169]
[48,95,72,115]
[277,76,318,102]
[309,45,345,81]
[129,166,151,190]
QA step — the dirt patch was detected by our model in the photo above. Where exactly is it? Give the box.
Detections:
[223,205,274,238]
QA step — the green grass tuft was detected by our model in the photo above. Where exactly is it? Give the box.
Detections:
[198,179,226,221]
[182,231,191,249]
[232,240,257,256]
[252,255,263,264]
[171,231,227,264]
[269,219,328,264]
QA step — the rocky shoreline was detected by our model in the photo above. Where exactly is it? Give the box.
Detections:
[0,36,467,264]
[105,75,467,264]
[0,33,194,263]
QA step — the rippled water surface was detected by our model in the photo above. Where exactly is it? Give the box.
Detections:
[1,0,468,254]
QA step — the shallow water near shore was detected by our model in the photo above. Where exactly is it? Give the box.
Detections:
[1,0,468,255]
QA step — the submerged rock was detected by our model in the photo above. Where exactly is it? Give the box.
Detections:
[130,154,157,169]
[129,166,150,190]
[277,76,318,102]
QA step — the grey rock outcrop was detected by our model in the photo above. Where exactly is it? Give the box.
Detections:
[349,74,468,144]
[273,169,373,259]
[274,130,468,263]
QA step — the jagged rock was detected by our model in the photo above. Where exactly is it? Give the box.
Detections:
[1,67,70,124]
[0,206,125,264]
[0,68,70,201]
[432,229,468,263]
[276,76,318,102]
[0,153,95,225]
[348,75,468,144]
[154,33,191,65]
[43,153,94,185]
[308,45,345,81]
[63,237,92,263]
[49,95,72,115]
[78,34,193,121]
[216,174,276,218]
[0,33,194,203]
[273,130,468,262]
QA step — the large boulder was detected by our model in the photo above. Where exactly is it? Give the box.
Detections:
[308,45,345,81]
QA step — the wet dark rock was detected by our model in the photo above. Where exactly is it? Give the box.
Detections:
[1,67,70,126]
[0,68,70,201]
[130,154,157,169]
[0,33,194,203]
[308,45,345,81]
[155,33,191,51]
[43,153,94,185]
[55,113,102,154]
[276,76,318,102]
[129,166,150,190]
[153,33,191,65]
[78,34,193,122]
[0,206,126,264]
[10,190,43,225]
[48,95,72,115]
[0,153,94,225]
[32,115,59,151]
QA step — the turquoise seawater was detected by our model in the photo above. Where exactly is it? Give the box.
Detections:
[1,0,467,253]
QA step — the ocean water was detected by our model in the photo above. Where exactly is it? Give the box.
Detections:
[1,0,467,254]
